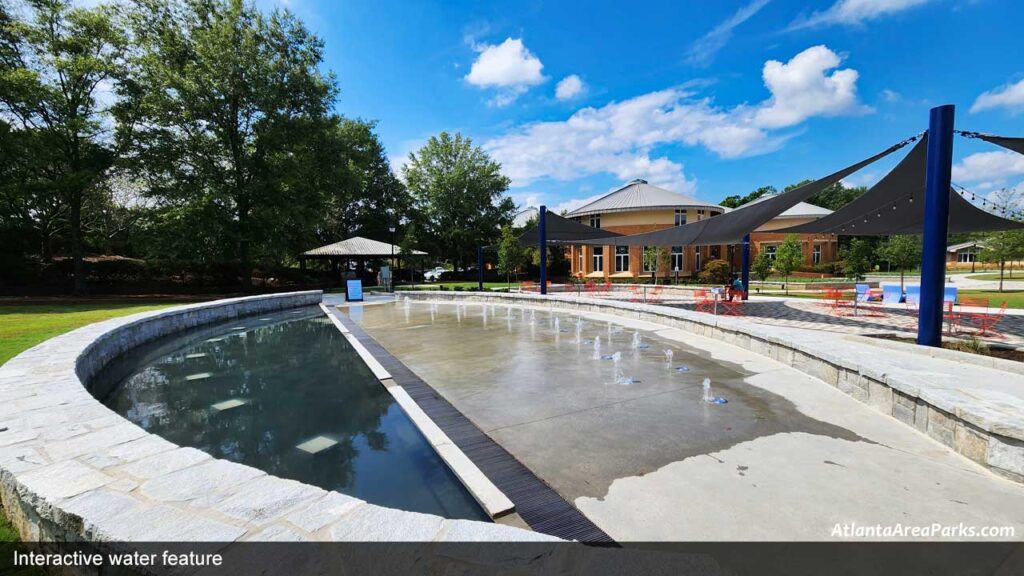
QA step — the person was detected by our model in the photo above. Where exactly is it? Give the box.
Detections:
[727,274,744,301]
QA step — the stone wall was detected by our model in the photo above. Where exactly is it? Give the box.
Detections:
[0,291,549,548]
[399,291,1024,484]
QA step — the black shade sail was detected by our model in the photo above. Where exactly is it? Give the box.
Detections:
[778,135,1024,236]
[971,133,1024,156]
[577,136,918,247]
[518,211,622,246]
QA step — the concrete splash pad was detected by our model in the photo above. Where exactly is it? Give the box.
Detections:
[349,299,1024,541]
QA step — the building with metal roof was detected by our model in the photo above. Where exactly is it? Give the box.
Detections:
[301,236,425,258]
[566,179,726,218]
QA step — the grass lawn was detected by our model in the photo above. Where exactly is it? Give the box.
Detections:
[0,303,179,366]
[966,273,1024,282]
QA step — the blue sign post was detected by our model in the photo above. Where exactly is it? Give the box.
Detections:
[345,279,363,302]
[539,205,547,295]
[917,104,955,347]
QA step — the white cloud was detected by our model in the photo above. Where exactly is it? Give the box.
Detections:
[686,0,771,67]
[484,45,868,191]
[970,79,1024,114]
[789,0,930,30]
[754,45,871,128]
[555,75,586,101]
[952,151,1024,185]
[465,38,546,106]
[881,88,901,102]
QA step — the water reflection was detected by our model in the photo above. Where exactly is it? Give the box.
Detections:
[93,307,486,521]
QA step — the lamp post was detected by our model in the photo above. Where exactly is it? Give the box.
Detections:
[388,221,396,293]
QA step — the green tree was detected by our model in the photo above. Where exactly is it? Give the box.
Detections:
[752,251,772,283]
[784,180,867,211]
[877,235,922,290]
[403,132,515,270]
[125,0,337,286]
[698,259,732,285]
[774,234,804,294]
[978,188,1024,291]
[0,0,133,293]
[643,246,669,284]
[720,186,776,209]
[840,237,875,281]
[496,225,527,287]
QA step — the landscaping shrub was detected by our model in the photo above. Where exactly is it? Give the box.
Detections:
[698,259,732,285]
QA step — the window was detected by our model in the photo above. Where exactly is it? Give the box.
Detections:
[763,245,777,260]
[695,248,701,271]
[697,208,706,221]
[710,246,720,260]
[812,244,822,265]
[957,247,979,263]
[615,246,630,272]
[578,248,585,272]
[674,209,687,226]
[643,246,657,273]
[592,247,604,272]
[671,246,684,272]
[589,214,601,228]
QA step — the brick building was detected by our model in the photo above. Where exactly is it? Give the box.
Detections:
[563,179,838,280]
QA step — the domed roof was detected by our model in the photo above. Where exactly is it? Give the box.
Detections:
[566,179,726,218]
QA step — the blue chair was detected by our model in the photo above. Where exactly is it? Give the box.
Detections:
[882,285,903,304]
[855,284,871,303]
[905,285,921,306]
[943,286,958,305]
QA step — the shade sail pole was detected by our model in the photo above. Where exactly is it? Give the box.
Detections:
[741,234,750,300]
[539,206,548,295]
[918,105,955,347]
[477,246,484,291]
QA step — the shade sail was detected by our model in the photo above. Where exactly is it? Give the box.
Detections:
[778,135,1024,236]
[972,133,1024,156]
[577,136,917,247]
[518,211,622,246]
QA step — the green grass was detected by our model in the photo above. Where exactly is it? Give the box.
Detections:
[959,290,1024,308]
[0,303,178,366]
[396,282,511,291]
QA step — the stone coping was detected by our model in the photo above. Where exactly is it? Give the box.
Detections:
[0,291,553,544]
[397,291,1024,484]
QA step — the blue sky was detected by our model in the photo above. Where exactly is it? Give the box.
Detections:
[279,0,1024,213]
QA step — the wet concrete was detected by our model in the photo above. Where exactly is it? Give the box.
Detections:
[348,302,865,502]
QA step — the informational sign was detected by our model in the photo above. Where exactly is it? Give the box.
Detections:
[345,279,363,302]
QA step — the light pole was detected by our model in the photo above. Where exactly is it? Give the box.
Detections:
[389,223,396,292]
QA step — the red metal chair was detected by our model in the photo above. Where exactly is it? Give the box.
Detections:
[694,289,715,314]
[520,281,537,292]
[720,292,746,316]
[960,300,1008,338]
[647,285,665,304]
[628,285,643,302]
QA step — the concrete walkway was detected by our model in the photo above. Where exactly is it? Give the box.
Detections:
[351,301,1024,541]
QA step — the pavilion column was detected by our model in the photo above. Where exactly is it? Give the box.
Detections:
[539,206,547,295]
[741,234,750,300]
[918,104,955,347]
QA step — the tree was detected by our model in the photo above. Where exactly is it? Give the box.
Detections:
[877,235,922,290]
[125,0,337,286]
[840,237,874,281]
[403,132,515,271]
[496,225,527,287]
[720,186,776,209]
[643,246,669,284]
[978,188,1024,291]
[785,180,867,211]
[752,251,772,283]
[698,259,731,285]
[0,0,133,293]
[774,234,804,294]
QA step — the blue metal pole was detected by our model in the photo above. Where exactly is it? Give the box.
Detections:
[918,104,955,347]
[741,234,750,301]
[477,246,484,291]
[539,206,548,295]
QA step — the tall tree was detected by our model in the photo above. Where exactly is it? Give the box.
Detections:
[720,186,776,209]
[840,237,875,281]
[125,0,337,286]
[496,224,527,287]
[877,234,922,290]
[0,0,132,293]
[979,188,1024,292]
[403,132,514,270]
[784,180,867,211]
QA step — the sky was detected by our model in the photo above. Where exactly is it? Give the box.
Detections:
[275,0,1024,213]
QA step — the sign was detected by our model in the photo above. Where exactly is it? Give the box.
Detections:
[346,279,363,302]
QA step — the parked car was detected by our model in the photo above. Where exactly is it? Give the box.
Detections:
[423,266,447,282]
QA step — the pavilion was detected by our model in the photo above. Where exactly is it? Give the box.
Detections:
[299,236,427,281]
